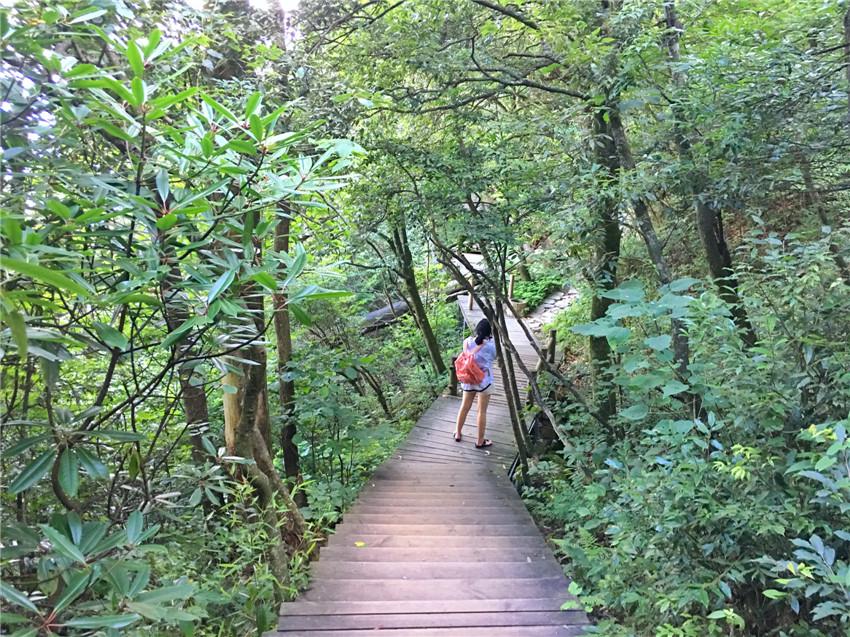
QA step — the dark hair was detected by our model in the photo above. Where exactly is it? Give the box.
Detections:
[474,318,492,345]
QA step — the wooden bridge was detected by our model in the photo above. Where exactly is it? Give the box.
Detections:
[267,294,588,636]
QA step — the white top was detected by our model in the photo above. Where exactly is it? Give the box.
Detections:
[459,335,497,392]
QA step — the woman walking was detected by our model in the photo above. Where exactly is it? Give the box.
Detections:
[454,318,496,448]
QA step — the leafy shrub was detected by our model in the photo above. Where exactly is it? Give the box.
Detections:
[513,274,563,311]
[524,229,850,636]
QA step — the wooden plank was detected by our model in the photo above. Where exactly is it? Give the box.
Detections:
[325,534,549,549]
[280,610,586,631]
[279,598,572,616]
[316,547,553,562]
[330,524,538,537]
[340,513,535,525]
[301,576,568,601]
[311,560,564,579]
[275,628,587,637]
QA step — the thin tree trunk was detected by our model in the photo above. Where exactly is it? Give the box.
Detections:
[800,154,850,284]
[273,211,300,482]
[844,8,850,126]
[664,0,757,348]
[607,108,692,377]
[589,110,622,425]
[390,220,447,375]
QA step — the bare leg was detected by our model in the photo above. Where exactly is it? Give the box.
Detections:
[476,391,491,445]
[454,391,475,439]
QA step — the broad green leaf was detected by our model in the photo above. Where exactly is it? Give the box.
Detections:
[2,308,28,358]
[4,434,51,457]
[250,271,278,291]
[93,322,129,350]
[54,570,93,613]
[126,40,145,77]
[155,169,170,203]
[76,447,109,479]
[620,404,649,421]
[662,381,689,397]
[68,7,106,23]
[644,335,672,351]
[601,280,644,303]
[8,449,55,494]
[0,581,38,613]
[207,269,236,305]
[1,257,91,297]
[63,614,141,629]
[126,510,143,544]
[58,448,80,498]
[200,94,238,123]
[82,429,144,442]
[136,583,195,603]
[131,77,145,106]
[40,525,87,564]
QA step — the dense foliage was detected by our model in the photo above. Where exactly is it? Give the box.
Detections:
[2,0,849,636]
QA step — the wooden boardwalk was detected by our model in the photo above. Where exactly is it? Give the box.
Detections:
[269,294,588,636]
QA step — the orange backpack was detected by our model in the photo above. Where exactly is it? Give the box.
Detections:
[455,341,485,385]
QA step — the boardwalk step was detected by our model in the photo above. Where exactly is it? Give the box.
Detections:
[311,560,563,579]
[317,547,553,563]
[326,534,549,549]
[279,598,573,615]
[301,576,568,601]
[279,610,586,631]
[331,524,538,536]
[341,513,533,525]
[275,627,588,636]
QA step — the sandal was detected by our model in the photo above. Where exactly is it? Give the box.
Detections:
[475,439,493,449]
[453,431,462,442]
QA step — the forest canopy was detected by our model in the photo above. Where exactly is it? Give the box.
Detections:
[1,0,849,636]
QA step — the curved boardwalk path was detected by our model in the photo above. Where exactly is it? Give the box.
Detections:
[268,295,588,636]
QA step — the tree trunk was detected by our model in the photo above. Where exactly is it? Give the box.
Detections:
[589,110,622,425]
[607,108,691,377]
[273,211,300,483]
[844,8,850,126]
[664,0,757,348]
[390,220,446,375]
[799,155,850,284]
[160,264,209,463]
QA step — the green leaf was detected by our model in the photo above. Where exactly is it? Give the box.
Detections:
[668,277,700,292]
[207,269,237,305]
[93,322,129,350]
[8,449,55,494]
[4,434,51,457]
[40,525,87,564]
[0,581,38,613]
[83,429,144,442]
[644,335,672,351]
[200,94,238,123]
[662,380,689,397]
[3,308,28,358]
[54,570,93,613]
[128,449,141,480]
[131,77,145,106]
[68,7,106,23]
[76,447,109,479]
[63,614,141,629]
[58,448,80,498]
[601,280,644,303]
[249,114,264,141]
[620,404,649,421]
[289,303,312,326]
[1,257,91,297]
[763,589,787,599]
[126,510,143,544]
[136,583,195,603]
[250,272,278,291]
[126,40,145,77]
[155,169,170,203]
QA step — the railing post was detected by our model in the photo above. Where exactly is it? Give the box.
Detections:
[508,273,515,299]
[449,356,458,396]
[467,290,474,310]
[547,329,557,364]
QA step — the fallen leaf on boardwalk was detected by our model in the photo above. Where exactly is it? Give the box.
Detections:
[354,541,366,547]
